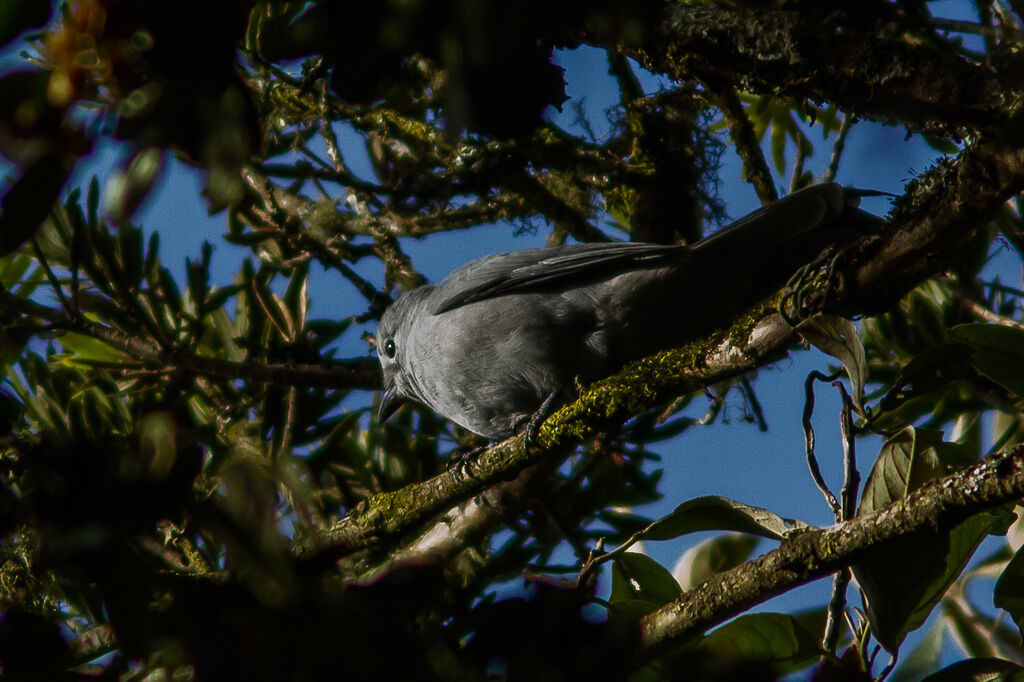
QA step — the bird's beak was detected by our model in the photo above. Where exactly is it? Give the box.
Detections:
[377,384,403,424]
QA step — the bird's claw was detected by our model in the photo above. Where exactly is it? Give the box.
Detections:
[780,245,845,325]
[523,391,560,454]
[447,444,487,479]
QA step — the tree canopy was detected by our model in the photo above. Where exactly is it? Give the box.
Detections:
[2,1,1024,680]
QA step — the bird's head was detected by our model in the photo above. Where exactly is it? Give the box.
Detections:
[375,287,431,425]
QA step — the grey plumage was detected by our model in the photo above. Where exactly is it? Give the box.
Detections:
[376,183,880,439]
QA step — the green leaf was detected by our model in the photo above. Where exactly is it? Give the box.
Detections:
[599,509,656,537]
[608,598,662,625]
[204,284,243,316]
[59,332,128,365]
[920,657,1023,681]
[949,323,1024,397]
[920,134,960,156]
[135,412,179,481]
[855,427,1010,651]
[102,147,165,223]
[672,533,760,590]
[610,552,682,608]
[0,251,33,289]
[691,613,823,671]
[251,277,296,341]
[796,315,867,413]
[770,122,786,176]
[859,427,947,514]
[994,543,1024,639]
[643,495,810,542]
[208,308,245,362]
[0,327,28,369]
[889,619,945,682]
[877,343,975,414]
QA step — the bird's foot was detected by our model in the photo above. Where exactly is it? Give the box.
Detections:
[780,245,844,325]
[447,444,488,479]
[523,392,560,454]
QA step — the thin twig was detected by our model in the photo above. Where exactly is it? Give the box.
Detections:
[954,285,1024,329]
[0,285,380,389]
[31,237,71,315]
[789,133,809,194]
[822,569,851,654]
[577,514,667,585]
[931,17,1002,37]
[802,370,843,519]
[609,48,645,104]
[835,382,860,519]
[741,377,768,432]
[277,385,298,460]
[706,86,778,203]
[825,113,854,183]
[821,381,859,655]
[319,88,350,174]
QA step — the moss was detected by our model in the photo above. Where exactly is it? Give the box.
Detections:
[539,312,768,448]
[812,529,843,566]
[728,299,777,346]
[361,489,404,531]
[374,109,445,148]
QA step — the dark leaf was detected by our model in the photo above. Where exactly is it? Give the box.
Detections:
[994,543,1024,640]
[689,612,824,673]
[0,1,50,47]
[877,342,976,413]
[610,552,682,608]
[0,71,63,165]
[920,657,1023,681]
[950,323,1024,397]
[855,427,1011,651]
[0,154,67,256]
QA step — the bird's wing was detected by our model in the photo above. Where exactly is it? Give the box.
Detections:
[430,183,877,315]
[430,242,686,314]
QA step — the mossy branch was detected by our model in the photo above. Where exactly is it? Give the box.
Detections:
[611,4,1023,138]
[306,132,1024,573]
[639,443,1024,657]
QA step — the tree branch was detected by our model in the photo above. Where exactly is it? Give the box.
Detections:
[305,131,1024,568]
[0,286,380,389]
[611,4,1023,137]
[704,85,777,203]
[639,444,1024,657]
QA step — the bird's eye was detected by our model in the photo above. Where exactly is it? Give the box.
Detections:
[383,339,396,358]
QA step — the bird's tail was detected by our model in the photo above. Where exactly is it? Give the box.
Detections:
[693,183,881,260]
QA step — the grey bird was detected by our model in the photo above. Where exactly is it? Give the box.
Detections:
[376,183,880,440]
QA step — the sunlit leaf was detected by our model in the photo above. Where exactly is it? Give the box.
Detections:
[58,332,128,365]
[102,147,165,224]
[672,533,759,590]
[797,315,867,413]
[643,495,810,542]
